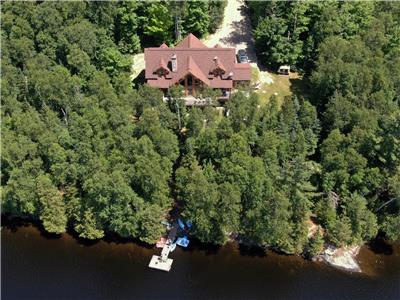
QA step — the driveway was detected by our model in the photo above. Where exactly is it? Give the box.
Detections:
[203,0,273,84]
[132,0,273,84]
[203,0,257,63]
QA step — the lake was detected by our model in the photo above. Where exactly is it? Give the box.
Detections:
[2,221,399,299]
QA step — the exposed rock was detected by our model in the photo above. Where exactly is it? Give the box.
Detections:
[320,245,361,272]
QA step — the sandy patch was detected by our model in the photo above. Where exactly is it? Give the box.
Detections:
[131,53,145,81]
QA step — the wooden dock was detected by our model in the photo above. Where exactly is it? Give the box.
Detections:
[148,224,178,272]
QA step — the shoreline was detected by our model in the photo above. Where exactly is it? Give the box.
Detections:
[0,215,369,274]
[317,245,362,273]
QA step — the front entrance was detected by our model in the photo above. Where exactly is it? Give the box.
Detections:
[187,76,193,95]
[179,75,204,97]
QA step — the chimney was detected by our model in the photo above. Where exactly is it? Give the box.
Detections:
[171,54,177,72]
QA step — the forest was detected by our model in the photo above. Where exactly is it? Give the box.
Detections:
[1,1,399,256]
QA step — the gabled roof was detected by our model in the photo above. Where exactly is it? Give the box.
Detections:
[160,43,169,49]
[211,56,226,73]
[169,56,210,85]
[155,58,169,74]
[187,56,210,84]
[176,33,207,48]
[144,34,251,89]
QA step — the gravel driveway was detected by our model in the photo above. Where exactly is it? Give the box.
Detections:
[132,0,273,84]
[203,0,273,83]
[203,0,257,63]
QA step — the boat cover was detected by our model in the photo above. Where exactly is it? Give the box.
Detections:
[176,236,190,248]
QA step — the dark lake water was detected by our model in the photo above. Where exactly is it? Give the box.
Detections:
[2,222,400,300]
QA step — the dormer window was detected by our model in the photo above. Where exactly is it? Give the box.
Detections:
[154,58,170,77]
[210,56,226,77]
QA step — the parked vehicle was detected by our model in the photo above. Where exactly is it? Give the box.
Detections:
[237,49,249,63]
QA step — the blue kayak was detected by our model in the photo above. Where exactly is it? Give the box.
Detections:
[176,236,190,248]
[185,220,192,229]
[178,218,185,230]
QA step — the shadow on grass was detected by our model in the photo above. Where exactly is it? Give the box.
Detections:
[132,69,145,87]
[289,76,311,101]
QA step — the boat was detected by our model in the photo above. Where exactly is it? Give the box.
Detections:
[176,236,190,248]
[178,218,185,230]
[185,220,192,229]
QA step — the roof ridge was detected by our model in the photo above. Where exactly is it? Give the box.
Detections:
[176,33,208,49]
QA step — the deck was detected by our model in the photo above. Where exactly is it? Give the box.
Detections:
[163,95,230,107]
[148,224,178,272]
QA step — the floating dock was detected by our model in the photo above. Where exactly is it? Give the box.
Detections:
[148,255,173,272]
[148,224,178,272]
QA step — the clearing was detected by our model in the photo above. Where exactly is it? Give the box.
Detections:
[253,68,306,106]
[131,0,304,106]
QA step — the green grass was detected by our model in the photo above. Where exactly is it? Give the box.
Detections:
[253,70,307,107]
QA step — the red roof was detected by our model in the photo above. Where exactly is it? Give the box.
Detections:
[170,56,210,85]
[144,34,251,89]
[158,58,169,72]
[234,63,252,80]
[176,33,207,48]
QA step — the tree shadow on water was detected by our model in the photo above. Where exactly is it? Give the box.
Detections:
[180,237,221,256]
[239,243,267,258]
[367,236,393,255]
[2,215,32,232]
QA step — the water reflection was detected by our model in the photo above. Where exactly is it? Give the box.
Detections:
[2,221,400,300]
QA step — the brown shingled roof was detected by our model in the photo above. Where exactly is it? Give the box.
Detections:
[176,33,207,48]
[233,63,251,81]
[144,34,251,89]
[159,58,169,70]
[212,56,226,74]
[170,56,210,85]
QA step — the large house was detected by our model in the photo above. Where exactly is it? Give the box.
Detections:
[144,34,251,103]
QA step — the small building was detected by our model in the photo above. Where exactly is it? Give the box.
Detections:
[144,34,251,104]
[278,65,290,75]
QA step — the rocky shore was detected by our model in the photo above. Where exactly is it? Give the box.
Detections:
[317,245,361,272]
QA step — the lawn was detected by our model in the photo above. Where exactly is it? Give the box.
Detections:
[252,66,307,106]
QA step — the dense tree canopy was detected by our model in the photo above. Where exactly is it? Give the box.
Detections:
[1,1,399,254]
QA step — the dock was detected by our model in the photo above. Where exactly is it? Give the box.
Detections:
[148,255,173,272]
[148,224,178,272]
